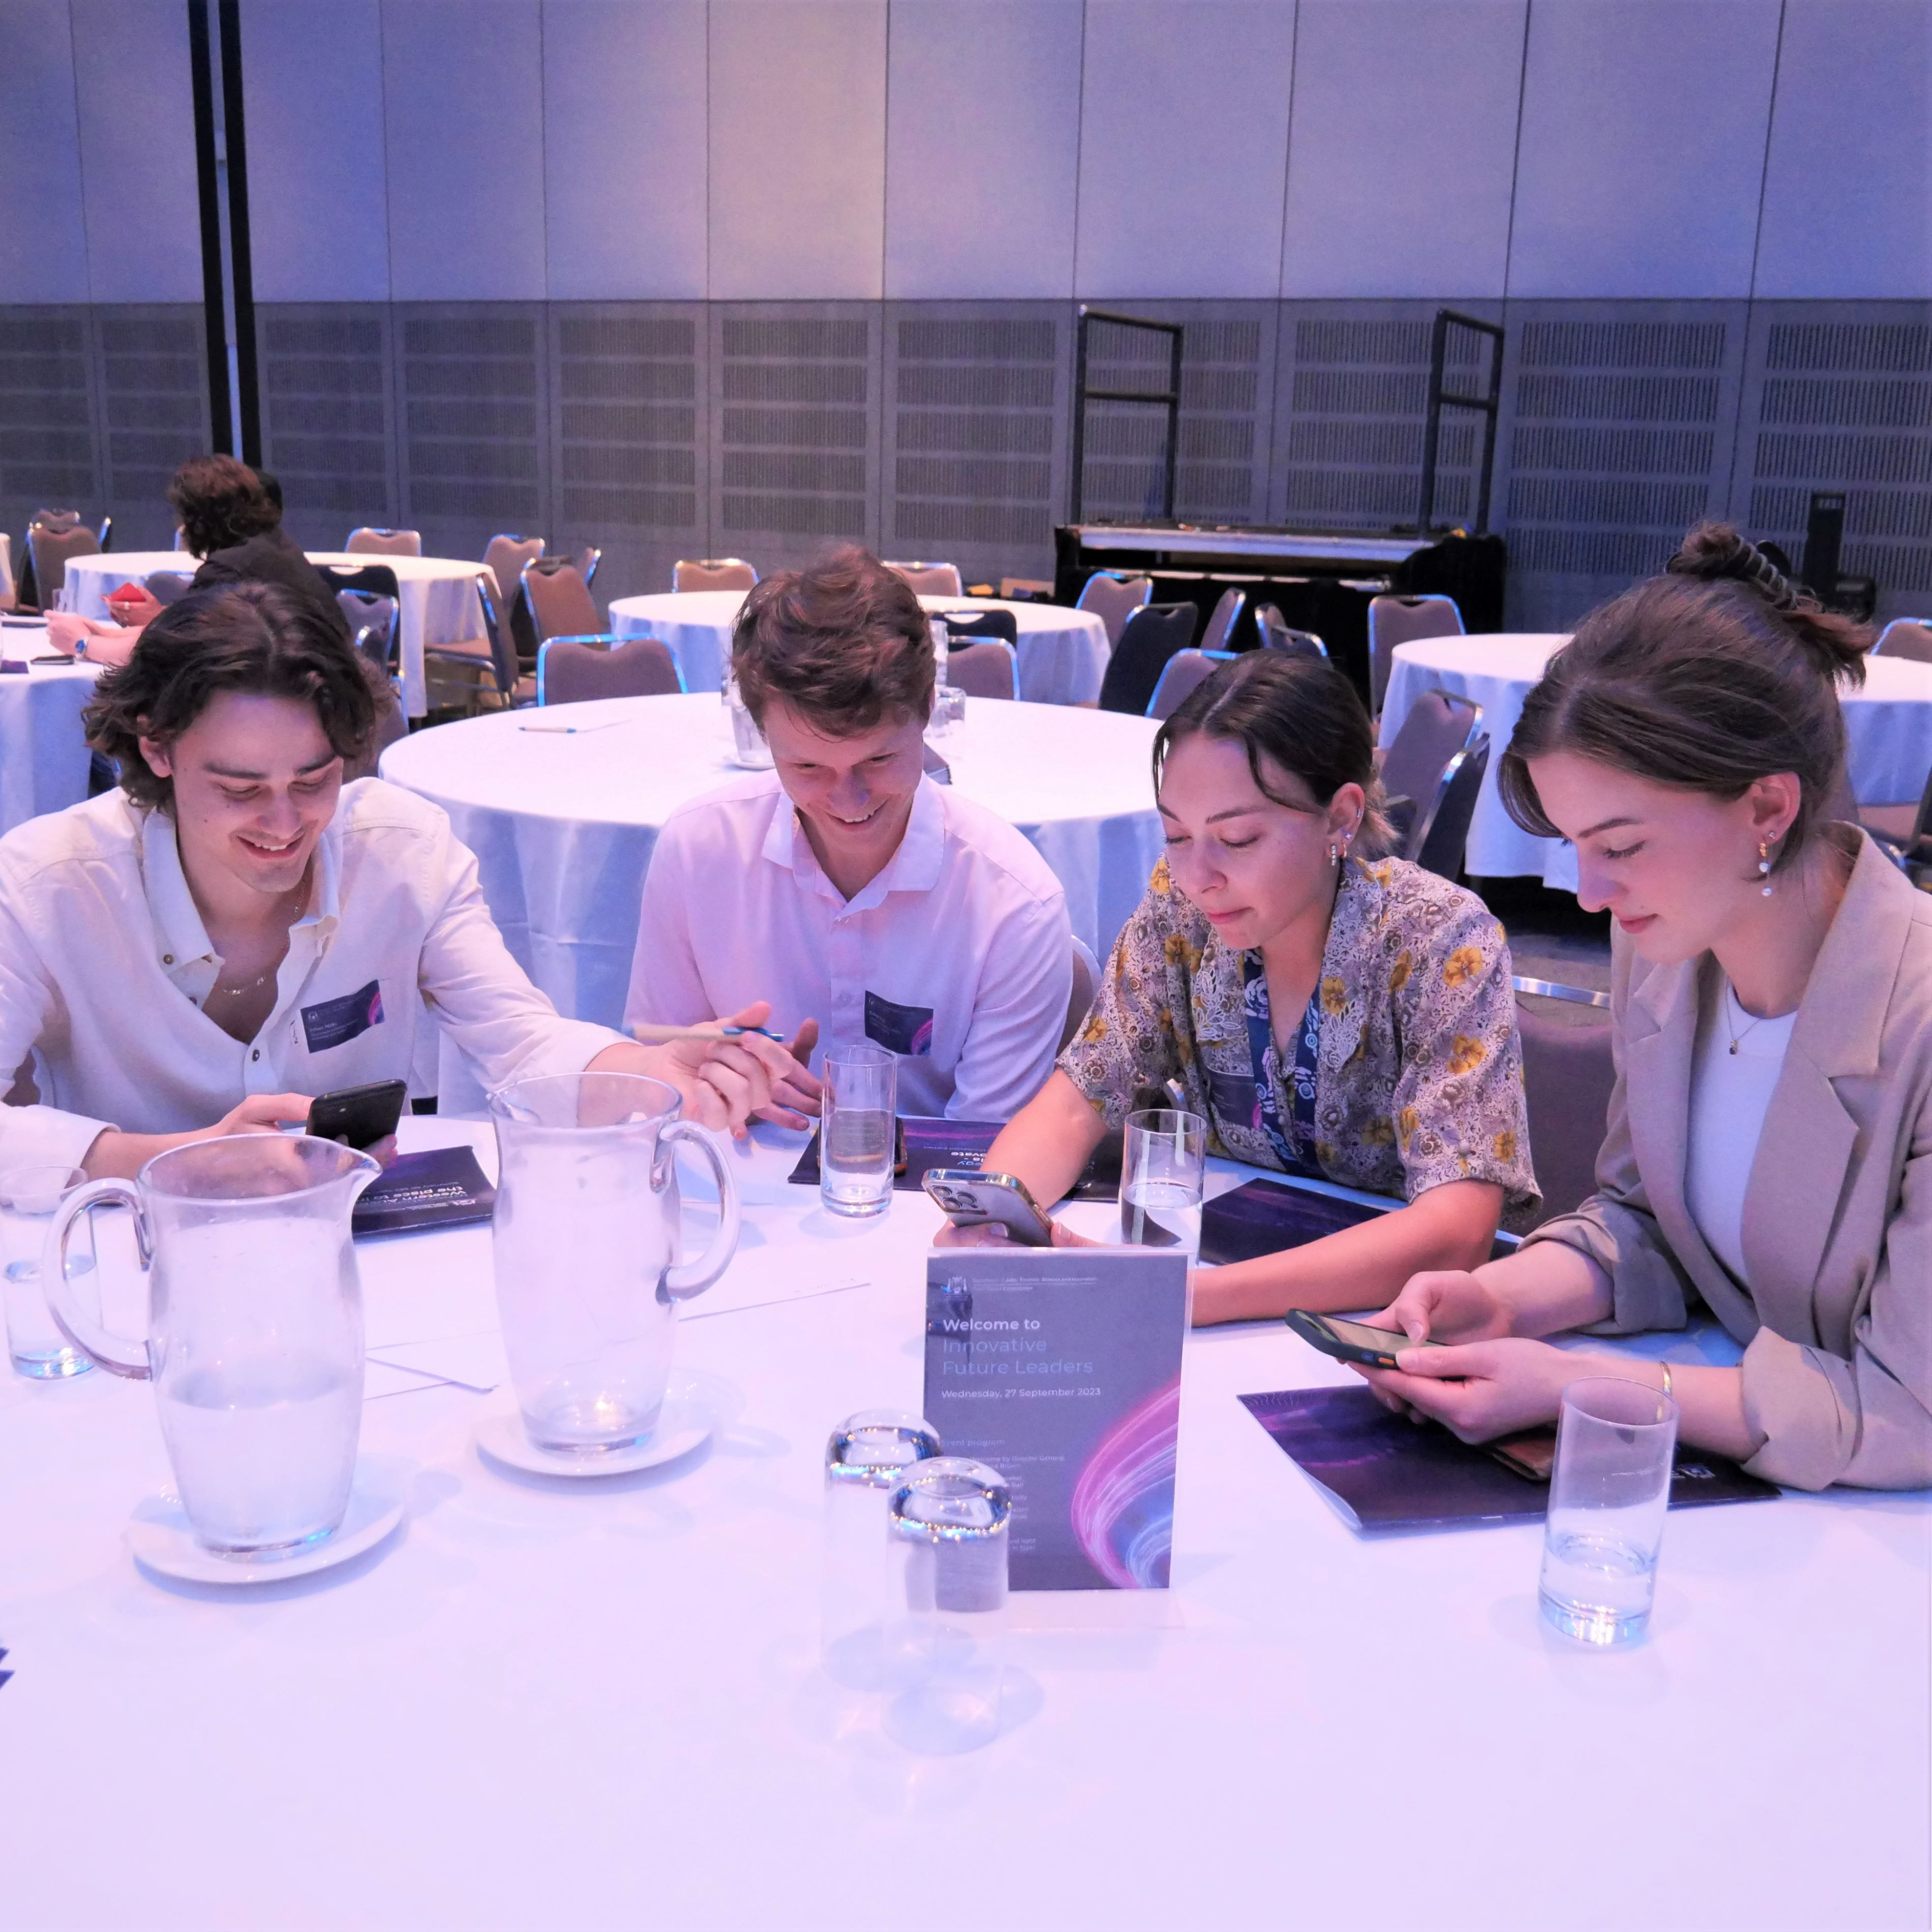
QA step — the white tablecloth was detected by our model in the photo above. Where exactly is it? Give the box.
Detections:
[611,592,1113,706]
[381,692,1163,1031]
[0,624,100,835]
[1382,634,1932,890]
[0,1109,1922,1930]
[63,551,486,721]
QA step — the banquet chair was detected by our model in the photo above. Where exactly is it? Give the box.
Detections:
[1061,934,1102,1050]
[1367,593,1464,718]
[937,607,1017,646]
[1875,618,1932,663]
[1200,588,1247,655]
[346,527,421,558]
[1255,605,1327,659]
[1859,767,1932,878]
[884,561,963,598]
[23,521,100,613]
[1410,735,1490,882]
[946,640,1019,700]
[482,534,543,615]
[143,570,193,606]
[422,573,531,713]
[1077,570,1153,649]
[1097,603,1199,715]
[673,558,758,593]
[521,558,610,645]
[571,546,602,590]
[536,637,683,705]
[1512,977,1615,1226]
[1148,648,1235,721]
[1375,689,1483,858]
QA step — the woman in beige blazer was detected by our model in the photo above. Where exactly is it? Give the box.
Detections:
[1353,526,1931,1491]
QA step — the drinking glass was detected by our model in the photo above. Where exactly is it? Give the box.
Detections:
[925,684,967,741]
[821,1043,896,1219]
[722,673,774,769]
[929,615,950,688]
[822,1409,944,1688]
[42,1135,380,1555]
[884,1457,1011,1754]
[1,1164,95,1379]
[1119,1109,1207,1261]
[1538,1376,1680,1645]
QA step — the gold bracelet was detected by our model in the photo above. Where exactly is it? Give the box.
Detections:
[1659,1362,1674,1402]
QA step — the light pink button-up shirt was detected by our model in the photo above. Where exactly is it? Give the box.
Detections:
[625,772,1071,1122]
[0,779,622,1171]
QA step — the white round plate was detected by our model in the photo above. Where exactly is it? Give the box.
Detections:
[126,1458,407,1585]
[474,1392,712,1477]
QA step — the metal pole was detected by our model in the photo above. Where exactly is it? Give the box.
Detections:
[1163,324,1183,522]
[185,0,233,457]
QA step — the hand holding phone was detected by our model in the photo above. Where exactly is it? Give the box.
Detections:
[1283,1309,1448,1370]
[305,1078,407,1151]
[923,1169,1055,1246]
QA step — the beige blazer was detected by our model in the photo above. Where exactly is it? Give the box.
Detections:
[1524,829,1932,1491]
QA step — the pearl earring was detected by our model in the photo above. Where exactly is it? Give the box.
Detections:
[1758,838,1774,896]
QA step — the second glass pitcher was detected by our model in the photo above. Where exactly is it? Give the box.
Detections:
[490,1071,741,1455]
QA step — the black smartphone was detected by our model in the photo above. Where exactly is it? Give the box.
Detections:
[1283,1309,1447,1369]
[922,1169,1055,1246]
[306,1078,407,1150]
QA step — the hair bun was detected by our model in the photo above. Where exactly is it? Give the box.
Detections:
[1666,522,1808,611]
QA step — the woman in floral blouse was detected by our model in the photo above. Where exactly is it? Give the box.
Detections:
[963,650,1538,1324]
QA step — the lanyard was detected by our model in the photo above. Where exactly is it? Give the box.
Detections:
[1240,955,1324,1180]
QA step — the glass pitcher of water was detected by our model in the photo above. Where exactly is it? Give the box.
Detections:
[489,1071,741,1456]
[42,1135,380,1556]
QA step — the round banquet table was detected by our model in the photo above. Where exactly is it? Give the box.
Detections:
[0,1108,1922,1931]
[1381,633,1932,890]
[610,592,1113,706]
[0,623,101,835]
[380,690,1163,1024]
[62,551,486,722]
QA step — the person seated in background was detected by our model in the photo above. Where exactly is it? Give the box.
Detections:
[1354,526,1932,1492]
[101,455,349,642]
[625,546,1073,1124]
[0,582,795,1179]
[948,650,1538,1322]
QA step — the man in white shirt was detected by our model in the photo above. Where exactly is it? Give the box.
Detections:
[625,548,1072,1122]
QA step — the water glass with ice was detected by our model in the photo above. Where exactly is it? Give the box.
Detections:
[41,1135,381,1556]
[821,1043,896,1219]
[884,1457,1012,1754]
[822,1409,944,1688]
[1538,1376,1680,1645]
[1119,1108,1207,1261]
[925,684,967,741]
[1,1164,95,1379]
[722,672,774,768]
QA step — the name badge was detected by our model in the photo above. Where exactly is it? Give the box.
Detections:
[301,979,384,1054]
[1204,1067,1262,1132]
[864,990,934,1058]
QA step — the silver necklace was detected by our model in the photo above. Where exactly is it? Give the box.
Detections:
[215,967,275,999]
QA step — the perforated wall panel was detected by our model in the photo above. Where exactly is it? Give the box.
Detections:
[1271,302,1494,535]
[548,305,706,604]
[1732,303,1932,617]
[256,306,398,550]
[0,310,97,526]
[96,306,209,547]
[395,306,548,561]
[710,306,879,570]
[883,304,1067,586]
[1497,301,1746,630]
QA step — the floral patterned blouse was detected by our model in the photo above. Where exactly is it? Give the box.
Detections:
[1058,854,1540,1230]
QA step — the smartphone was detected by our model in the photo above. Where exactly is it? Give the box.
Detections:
[306,1078,407,1151]
[922,1169,1054,1246]
[1283,1309,1446,1369]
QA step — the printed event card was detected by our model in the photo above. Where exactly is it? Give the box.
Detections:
[923,1247,1189,1591]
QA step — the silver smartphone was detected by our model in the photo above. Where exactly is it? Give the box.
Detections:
[922,1169,1054,1246]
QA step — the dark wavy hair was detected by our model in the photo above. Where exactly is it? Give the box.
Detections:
[731,546,934,734]
[84,581,383,813]
[1496,523,1875,876]
[1153,650,1392,850]
[166,453,279,558]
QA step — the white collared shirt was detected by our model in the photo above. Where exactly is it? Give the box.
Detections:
[0,779,623,1171]
[625,772,1071,1121]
